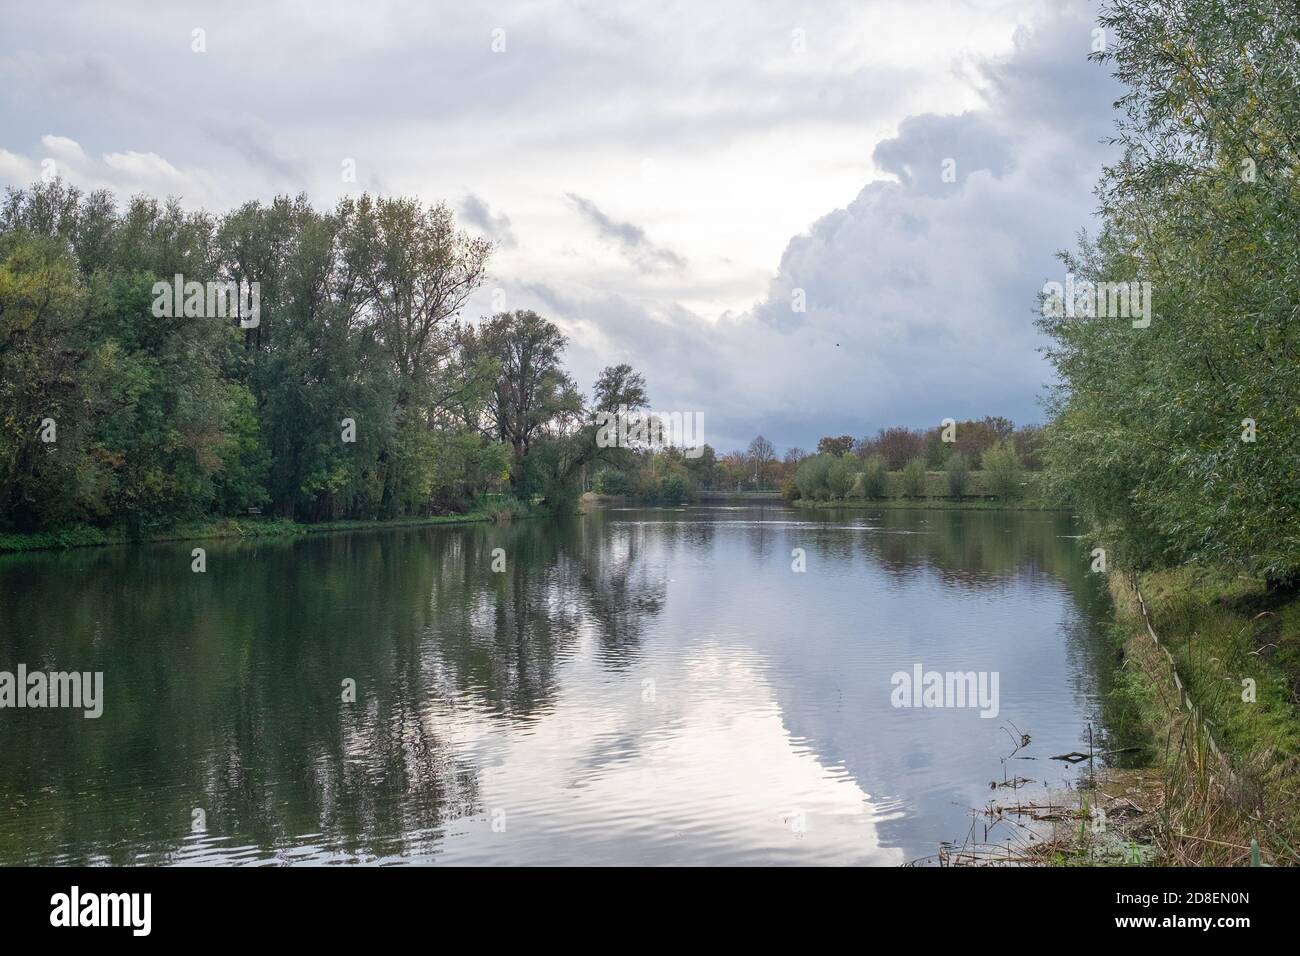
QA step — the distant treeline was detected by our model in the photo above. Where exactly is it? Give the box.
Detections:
[587,417,1043,504]
[805,418,1043,471]
[0,181,650,533]
[785,425,1033,504]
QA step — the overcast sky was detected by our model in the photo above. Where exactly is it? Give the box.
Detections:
[0,0,1121,453]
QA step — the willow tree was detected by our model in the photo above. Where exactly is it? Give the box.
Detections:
[1040,0,1300,581]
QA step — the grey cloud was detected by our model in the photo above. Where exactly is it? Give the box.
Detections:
[205,116,305,183]
[565,193,686,272]
[871,112,1012,195]
[468,2,1123,455]
[459,193,517,248]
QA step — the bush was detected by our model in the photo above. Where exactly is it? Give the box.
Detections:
[657,473,691,505]
[827,455,857,499]
[781,476,799,502]
[595,469,634,495]
[795,453,835,499]
[945,453,970,498]
[983,440,1022,500]
[901,457,927,498]
[861,454,889,499]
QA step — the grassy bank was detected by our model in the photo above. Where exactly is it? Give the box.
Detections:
[953,566,1300,867]
[794,497,1061,512]
[1099,568,1300,865]
[0,503,541,555]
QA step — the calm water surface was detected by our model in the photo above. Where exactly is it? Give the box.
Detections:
[0,505,1126,865]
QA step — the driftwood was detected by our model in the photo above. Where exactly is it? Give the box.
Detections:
[1049,747,1142,763]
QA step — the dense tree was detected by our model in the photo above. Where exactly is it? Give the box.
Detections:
[862,426,925,471]
[816,435,854,457]
[1040,0,1300,580]
[462,310,581,489]
[0,182,638,532]
[592,363,648,413]
[794,453,834,500]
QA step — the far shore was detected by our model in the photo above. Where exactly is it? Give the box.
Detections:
[0,512,505,556]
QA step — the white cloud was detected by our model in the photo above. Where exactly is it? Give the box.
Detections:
[39,134,87,164]
[0,148,36,184]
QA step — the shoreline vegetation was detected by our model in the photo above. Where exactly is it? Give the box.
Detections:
[796,498,1059,512]
[0,501,550,555]
[977,567,1300,868]
[942,566,1300,868]
[1103,570,1300,866]
[789,469,1057,511]
[1013,1,1300,867]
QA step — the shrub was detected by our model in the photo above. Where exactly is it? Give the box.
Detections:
[983,439,1022,500]
[945,453,970,498]
[901,457,927,498]
[595,469,634,496]
[657,473,692,505]
[795,453,835,499]
[861,454,889,499]
[827,455,857,499]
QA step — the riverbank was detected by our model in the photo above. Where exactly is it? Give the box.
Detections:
[0,505,538,555]
[1101,568,1300,865]
[794,498,1063,512]
[947,565,1300,867]
[1019,568,1300,866]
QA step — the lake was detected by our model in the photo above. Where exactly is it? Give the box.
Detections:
[0,504,1128,865]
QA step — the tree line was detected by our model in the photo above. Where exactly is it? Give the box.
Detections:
[0,181,649,533]
[588,418,1043,504]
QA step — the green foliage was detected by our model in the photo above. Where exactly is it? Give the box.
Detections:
[861,454,889,499]
[1039,0,1300,579]
[945,453,970,498]
[594,468,634,496]
[826,454,858,499]
[0,181,637,534]
[900,457,927,498]
[657,473,691,505]
[983,440,1022,501]
[794,452,835,499]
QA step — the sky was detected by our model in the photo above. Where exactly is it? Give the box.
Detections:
[0,0,1122,454]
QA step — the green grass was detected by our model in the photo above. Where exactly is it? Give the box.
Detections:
[1109,567,1300,864]
[1124,569,1300,778]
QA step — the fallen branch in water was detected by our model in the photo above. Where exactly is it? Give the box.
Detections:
[1049,747,1142,763]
